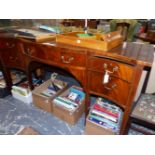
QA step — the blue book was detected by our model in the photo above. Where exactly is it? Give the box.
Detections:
[67,87,85,103]
[89,113,118,129]
[88,116,117,131]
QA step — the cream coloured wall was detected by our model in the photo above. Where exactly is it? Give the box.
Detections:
[146,53,155,94]
[134,52,155,101]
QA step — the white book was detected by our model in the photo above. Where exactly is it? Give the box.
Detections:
[91,109,117,122]
[53,98,76,111]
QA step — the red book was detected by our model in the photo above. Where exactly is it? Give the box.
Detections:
[93,104,119,118]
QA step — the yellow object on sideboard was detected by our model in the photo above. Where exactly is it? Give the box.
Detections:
[56,31,123,51]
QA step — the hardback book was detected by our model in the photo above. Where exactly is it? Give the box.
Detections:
[56,96,79,107]
[88,97,123,133]
[88,117,117,131]
[53,97,76,110]
[96,98,121,113]
[89,113,118,130]
[93,103,119,118]
[91,109,118,123]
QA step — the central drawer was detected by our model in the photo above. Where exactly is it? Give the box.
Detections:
[88,57,134,83]
[88,71,131,106]
[44,46,87,67]
[23,44,86,67]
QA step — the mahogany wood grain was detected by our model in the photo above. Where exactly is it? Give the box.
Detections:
[88,70,131,108]
[120,64,143,134]
[88,56,134,83]
[106,42,154,67]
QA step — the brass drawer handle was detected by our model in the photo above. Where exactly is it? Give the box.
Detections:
[6,42,15,48]
[113,66,119,72]
[61,56,74,64]
[104,84,117,91]
[25,47,33,55]
[10,56,18,61]
[103,63,119,73]
[26,48,31,54]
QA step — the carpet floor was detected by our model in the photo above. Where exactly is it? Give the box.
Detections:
[0,94,144,135]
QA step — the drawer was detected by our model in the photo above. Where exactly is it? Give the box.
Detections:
[60,49,86,67]
[88,71,130,106]
[23,44,47,60]
[45,46,86,66]
[0,39,16,49]
[1,49,21,68]
[88,57,134,82]
[22,45,86,67]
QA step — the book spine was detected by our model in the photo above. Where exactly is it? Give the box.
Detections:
[88,117,117,132]
[91,109,118,122]
[57,96,79,107]
[93,104,119,118]
[97,100,120,112]
[53,98,75,110]
[89,113,118,129]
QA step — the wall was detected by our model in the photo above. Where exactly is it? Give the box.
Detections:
[146,52,155,93]
[135,52,155,101]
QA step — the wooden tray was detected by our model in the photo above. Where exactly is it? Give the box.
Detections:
[56,31,123,51]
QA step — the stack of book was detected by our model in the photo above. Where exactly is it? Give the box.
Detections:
[88,98,123,134]
[53,86,85,111]
[11,85,33,104]
[12,86,30,96]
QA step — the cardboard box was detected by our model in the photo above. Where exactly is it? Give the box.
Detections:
[32,79,67,113]
[17,127,40,135]
[53,86,85,125]
[85,116,115,135]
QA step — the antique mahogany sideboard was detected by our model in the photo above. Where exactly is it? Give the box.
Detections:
[0,33,154,134]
